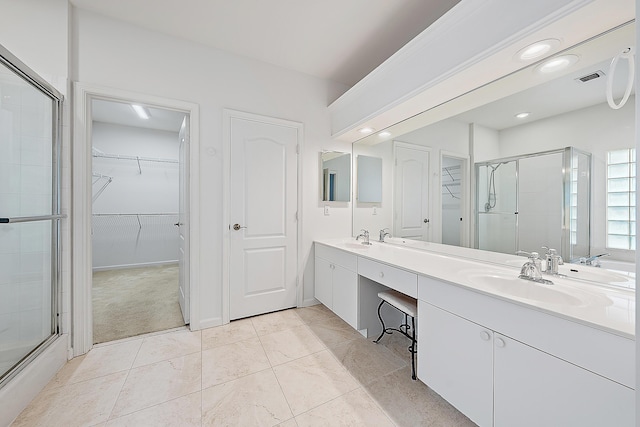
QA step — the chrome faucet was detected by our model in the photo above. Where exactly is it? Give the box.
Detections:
[379,228,391,242]
[356,229,371,245]
[516,251,553,285]
[580,253,610,267]
[541,246,563,275]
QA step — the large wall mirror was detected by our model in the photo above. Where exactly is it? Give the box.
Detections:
[320,151,351,202]
[352,21,635,285]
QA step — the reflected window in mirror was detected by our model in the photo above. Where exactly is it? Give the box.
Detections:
[607,148,636,250]
[320,151,351,202]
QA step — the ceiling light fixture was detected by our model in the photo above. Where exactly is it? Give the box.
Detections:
[516,39,560,61]
[515,112,530,119]
[535,54,579,74]
[358,127,374,134]
[378,131,391,137]
[131,104,151,120]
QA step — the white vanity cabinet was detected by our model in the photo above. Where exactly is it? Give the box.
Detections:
[493,333,634,427]
[419,301,493,427]
[418,277,635,427]
[314,244,358,328]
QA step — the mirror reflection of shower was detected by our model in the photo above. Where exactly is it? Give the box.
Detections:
[476,147,591,262]
[484,162,505,212]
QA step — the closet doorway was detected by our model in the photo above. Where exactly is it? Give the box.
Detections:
[440,153,469,247]
[90,99,189,344]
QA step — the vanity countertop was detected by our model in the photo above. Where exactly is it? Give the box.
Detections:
[315,238,636,339]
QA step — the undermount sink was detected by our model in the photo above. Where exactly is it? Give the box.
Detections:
[562,265,633,284]
[466,272,585,306]
[505,258,634,285]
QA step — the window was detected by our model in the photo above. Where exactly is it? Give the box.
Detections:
[607,149,636,250]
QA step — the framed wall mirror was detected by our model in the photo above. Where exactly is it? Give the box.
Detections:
[320,151,351,202]
[351,21,635,286]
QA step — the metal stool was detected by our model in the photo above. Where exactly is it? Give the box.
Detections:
[373,289,417,380]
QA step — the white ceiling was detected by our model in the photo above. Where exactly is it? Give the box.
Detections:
[455,58,634,131]
[69,0,460,86]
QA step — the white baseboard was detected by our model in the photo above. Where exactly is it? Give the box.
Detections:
[92,260,178,272]
[196,316,223,331]
[0,335,68,426]
[301,298,320,307]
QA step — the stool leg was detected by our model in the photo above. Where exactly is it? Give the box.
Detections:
[411,315,417,380]
[373,300,387,343]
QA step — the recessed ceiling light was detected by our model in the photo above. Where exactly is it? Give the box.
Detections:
[378,131,391,137]
[516,39,560,61]
[535,54,579,74]
[515,112,530,119]
[131,104,151,120]
[359,127,374,134]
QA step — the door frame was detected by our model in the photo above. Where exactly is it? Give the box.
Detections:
[439,150,470,247]
[72,83,200,356]
[221,109,304,324]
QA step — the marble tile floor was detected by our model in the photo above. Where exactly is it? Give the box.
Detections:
[12,305,476,427]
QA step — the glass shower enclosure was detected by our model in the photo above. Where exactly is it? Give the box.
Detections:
[0,45,63,388]
[476,147,591,262]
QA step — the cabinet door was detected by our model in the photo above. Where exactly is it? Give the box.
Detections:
[314,257,333,309]
[494,334,635,427]
[332,264,358,329]
[418,301,493,427]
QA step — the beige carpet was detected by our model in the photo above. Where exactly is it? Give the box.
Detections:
[92,264,185,344]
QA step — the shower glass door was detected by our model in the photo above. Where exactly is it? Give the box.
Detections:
[476,160,518,254]
[0,46,62,387]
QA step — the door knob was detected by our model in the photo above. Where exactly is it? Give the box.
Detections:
[174,222,182,227]
[233,223,247,231]
[424,219,429,223]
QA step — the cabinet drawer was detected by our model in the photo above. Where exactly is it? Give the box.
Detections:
[315,243,357,271]
[358,257,417,298]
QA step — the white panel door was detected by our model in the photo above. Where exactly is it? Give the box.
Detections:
[394,143,430,240]
[229,116,298,320]
[178,116,190,324]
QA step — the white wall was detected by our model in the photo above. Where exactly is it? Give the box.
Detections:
[72,8,349,325]
[471,123,500,162]
[91,122,180,269]
[497,99,635,261]
[0,0,68,95]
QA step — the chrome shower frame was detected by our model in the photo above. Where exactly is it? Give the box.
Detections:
[475,147,591,262]
[0,43,64,389]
